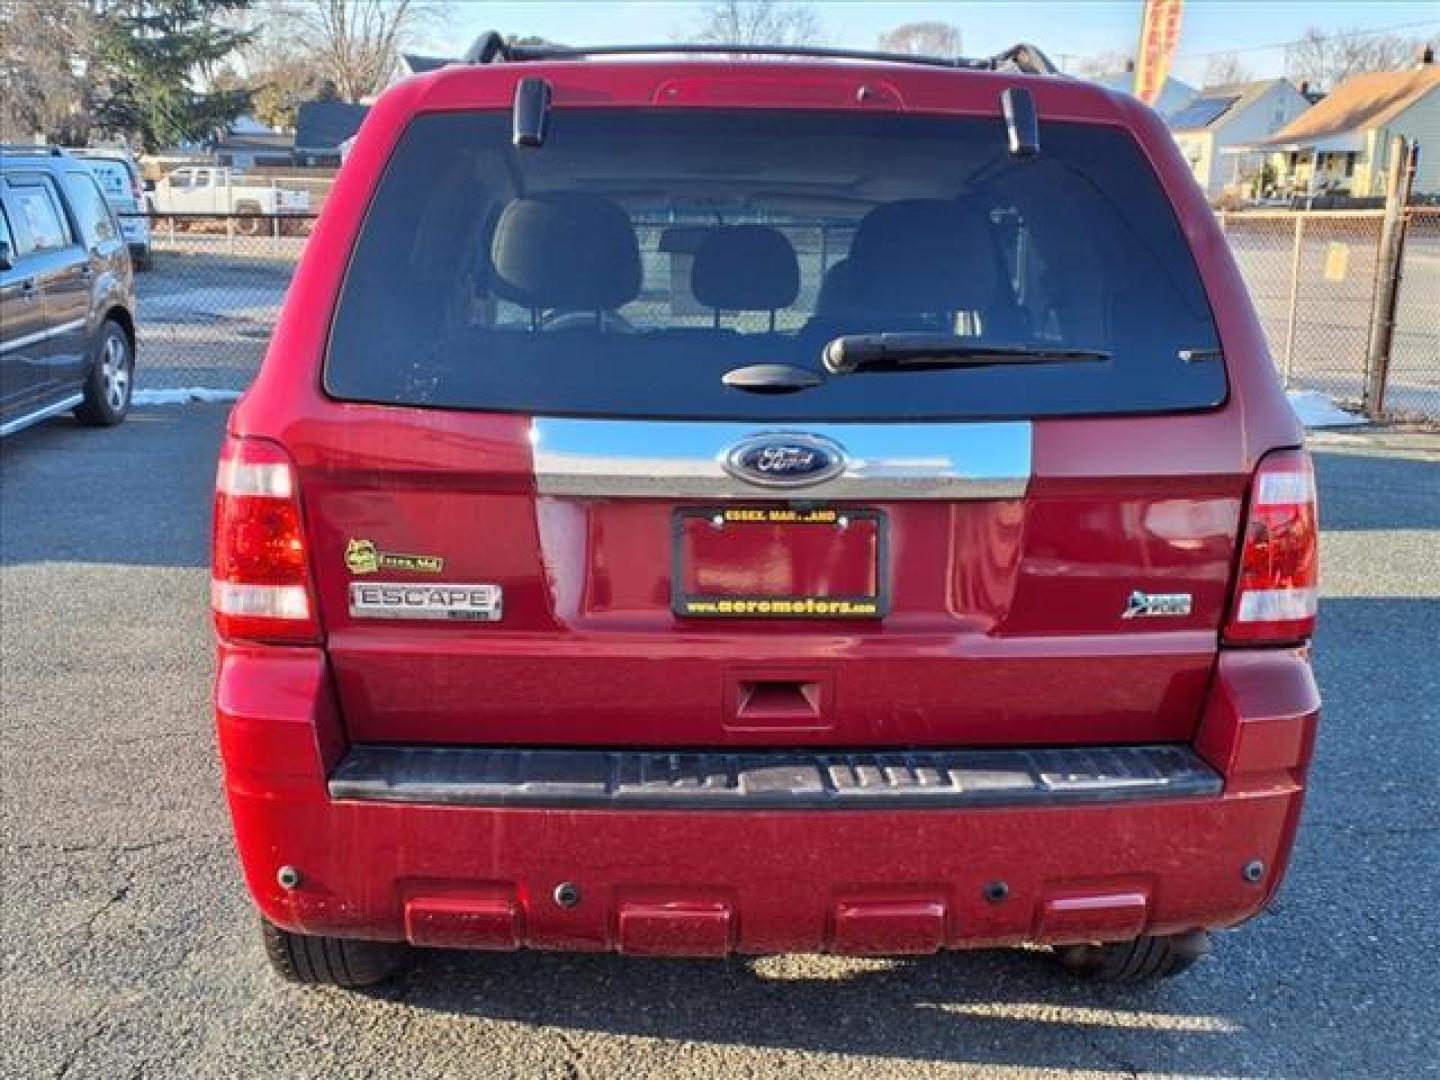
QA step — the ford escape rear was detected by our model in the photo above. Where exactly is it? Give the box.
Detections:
[213,37,1320,988]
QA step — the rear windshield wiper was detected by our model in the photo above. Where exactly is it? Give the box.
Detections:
[823,334,1111,375]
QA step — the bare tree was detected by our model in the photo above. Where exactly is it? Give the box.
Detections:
[877,22,962,58]
[282,0,434,103]
[0,0,97,143]
[1073,50,1132,79]
[1202,52,1253,88]
[689,0,823,48]
[1286,26,1430,92]
[231,2,333,129]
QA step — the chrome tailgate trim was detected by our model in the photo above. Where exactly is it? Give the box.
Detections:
[531,419,1032,500]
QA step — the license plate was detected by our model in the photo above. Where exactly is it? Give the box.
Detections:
[672,507,887,619]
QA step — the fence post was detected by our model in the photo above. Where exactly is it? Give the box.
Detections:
[1363,136,1418,418]
[1282,214,1305,386]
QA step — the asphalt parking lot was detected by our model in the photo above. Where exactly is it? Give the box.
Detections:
[2,405,1437,1079]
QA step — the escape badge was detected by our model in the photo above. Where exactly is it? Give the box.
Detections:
[345,538,444,576]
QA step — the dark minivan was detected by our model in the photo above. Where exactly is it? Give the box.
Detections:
[1,146,137,436]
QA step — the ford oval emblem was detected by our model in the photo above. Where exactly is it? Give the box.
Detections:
[722,433,847,488]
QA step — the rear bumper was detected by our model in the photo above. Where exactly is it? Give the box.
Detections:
[216,644,1319,956]
[328,743,1222,808]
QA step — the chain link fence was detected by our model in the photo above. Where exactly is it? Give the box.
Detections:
[127,213,312,391]
[1391,209,1440,419]
[1220,208,1440,418]
[125,208,1440,419]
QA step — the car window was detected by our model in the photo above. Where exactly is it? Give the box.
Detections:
[0,194,34,257]
[169,169,192,189]
[8,178,72,252]
[326,110,1226,421]
[0,203,13,255]
[63,171,118,246]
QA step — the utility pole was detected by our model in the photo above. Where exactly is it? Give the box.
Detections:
[1363,136,1418,419]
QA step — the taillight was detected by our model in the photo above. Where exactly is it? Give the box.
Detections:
[1225,448,1318,645]
[211,436,320,643]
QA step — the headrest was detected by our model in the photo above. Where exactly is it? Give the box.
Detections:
[491,193,640,310]
[847,199,997,313]
[813,257,856,317]
[692,225,800,312]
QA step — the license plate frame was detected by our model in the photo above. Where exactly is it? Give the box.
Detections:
[671,506,889,620]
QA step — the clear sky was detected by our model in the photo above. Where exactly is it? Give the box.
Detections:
[428,1,1440,85]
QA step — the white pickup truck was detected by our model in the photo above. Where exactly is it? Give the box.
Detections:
[151,167,311,230]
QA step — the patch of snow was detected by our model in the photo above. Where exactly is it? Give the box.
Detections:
[1287,390,1366,429]
[133,388,243,405]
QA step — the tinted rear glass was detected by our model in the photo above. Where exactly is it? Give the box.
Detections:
[326,110,1225,420]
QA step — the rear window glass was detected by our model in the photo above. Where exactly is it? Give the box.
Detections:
[326,109,1225,420]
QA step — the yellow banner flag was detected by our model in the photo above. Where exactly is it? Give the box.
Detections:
[1134,0,1184,107]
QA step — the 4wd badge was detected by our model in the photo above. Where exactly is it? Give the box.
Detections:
[1122,590,1192,619]
[345,538,444,576]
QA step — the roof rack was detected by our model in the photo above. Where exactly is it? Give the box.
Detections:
[0,144,65,157]
[459,33,1061,76]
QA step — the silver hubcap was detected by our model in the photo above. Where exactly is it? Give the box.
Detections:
[101,334,130,411]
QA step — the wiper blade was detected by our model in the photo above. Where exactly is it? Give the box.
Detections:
[823,334,1110,375]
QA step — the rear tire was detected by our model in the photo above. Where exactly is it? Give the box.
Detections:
[260,919,410,988]
[1053,930,1210,983]
[74,320,133,427]
[234,202,262,235]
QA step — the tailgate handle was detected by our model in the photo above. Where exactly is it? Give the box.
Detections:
[736,680,822,722]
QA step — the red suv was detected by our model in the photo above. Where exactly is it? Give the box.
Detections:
[212,38,1320,988]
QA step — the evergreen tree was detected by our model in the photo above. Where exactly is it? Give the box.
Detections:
[94,0,254,150]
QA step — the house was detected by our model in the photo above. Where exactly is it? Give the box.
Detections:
[212,116,296,169]
[1090,69,1196,120]
[294,101,371,166]
[1169,79,1311,197]
[1245,56,1440,198]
